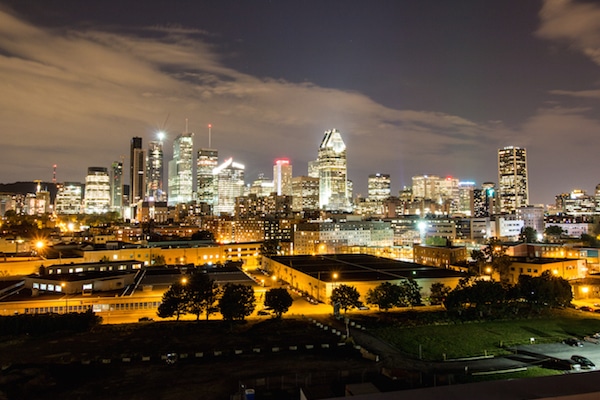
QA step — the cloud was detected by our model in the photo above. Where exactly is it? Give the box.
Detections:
[537,0,600,66]
[0,7,504,197]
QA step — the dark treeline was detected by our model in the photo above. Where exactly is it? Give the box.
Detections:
[0,310,101,336]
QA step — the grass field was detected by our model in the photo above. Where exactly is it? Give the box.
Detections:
[367,308,600,361]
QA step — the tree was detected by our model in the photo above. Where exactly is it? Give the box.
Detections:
[330,284,361,313]
[259,239,281,258]
[429,282,451,306]
[185,272,221,321]
[581,233,600,248]
[152,254,166,266]
[218,283,256,322]
[191,230,215,241]
[366,282,402,311]
[400,278,422,307]
[519,227,538,243]
[264,288,293,318]
[517,271,573,308]
[482,238,512,282]
[157,282,187,320]
[545,225,564,236]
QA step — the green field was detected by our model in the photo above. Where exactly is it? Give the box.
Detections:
[369,309,600,361]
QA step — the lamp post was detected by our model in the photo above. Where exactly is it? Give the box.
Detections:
[61,282,68,313]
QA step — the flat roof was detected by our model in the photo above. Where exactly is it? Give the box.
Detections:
[270,254,465,282]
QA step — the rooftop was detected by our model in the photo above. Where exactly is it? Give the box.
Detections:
[270,254,465,282]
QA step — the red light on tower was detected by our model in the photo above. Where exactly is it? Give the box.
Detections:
[275,158,290,165]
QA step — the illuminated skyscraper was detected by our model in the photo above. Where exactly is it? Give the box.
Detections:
[368,173,391,201]
[130,137,146,205]
[213,157,245,215]
[292,176,319,212]
[168,131,194,205]
[411,175,441,201]
[147,140,164,201]
[197,148,218,206]
[84,167,111,214]
[317,129,350,211]
[273,159,292,196]
[110,161,123,213]
[498,146,529,213]
[55,182,83,215]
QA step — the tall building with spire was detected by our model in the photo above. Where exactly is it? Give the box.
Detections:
[130,137,146,205]
[168,130,194,205]
[197,148,219,206]
[147,139,164,201]
[317,129,350,211]
[273,158,292,196]
[498,146,529,213]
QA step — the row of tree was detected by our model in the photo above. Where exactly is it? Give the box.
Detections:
[443,271,573,316]
[157,272,294,322]
[329,280,423,313]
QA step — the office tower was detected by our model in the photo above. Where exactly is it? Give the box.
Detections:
[273,159,293,196]
[457,181,476,216]
[292,176,320,212]
[130,137,146,205]
[368,173,391,201]
[317,129,350,211]
[197,148,219,206]
[249,174,274,197]
[84,167,111,214]
[55,182,83,214]
[168,131,194,205]
[146,140,164,201]
[411,175,441,201]
[213,157,245,215]
[110,161,123,213]
[498,146,529,213]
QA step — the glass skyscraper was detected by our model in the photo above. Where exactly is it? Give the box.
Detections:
[498,146,529,213]
[316,129,350,211]
[168,132,194,205]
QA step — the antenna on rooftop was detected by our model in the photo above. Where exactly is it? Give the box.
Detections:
[185,118,189,133]
[208,123,212,148]
[52,164,57,184]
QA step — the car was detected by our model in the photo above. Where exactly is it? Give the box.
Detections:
[544,358,581,371]
[257,310,270,316]
[571,355,596,369]
[579,306,594,312]
[138,317,154,322]
[357,306,370,310]
[563,338,584,347]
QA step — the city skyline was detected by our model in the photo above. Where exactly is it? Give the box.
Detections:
[2,1,600,204]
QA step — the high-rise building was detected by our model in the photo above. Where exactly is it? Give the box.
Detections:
[110,161,123,213]
[213,157,245,215]
[249,174,274,197]
[498,146,529,213]
[273,159,292,196]
[130,137,146,205]
[197,148,218,206]
[84,167,111,214]
[146,140,164,201]
[168,131,194,205]
[292,176,320,212]
[368,173,391,201]
[411,175,441,201]
[457,181,476,216]
[317,129,350,211]
[55,182,83,215]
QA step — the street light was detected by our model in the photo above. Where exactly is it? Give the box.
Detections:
[61,282,68,313]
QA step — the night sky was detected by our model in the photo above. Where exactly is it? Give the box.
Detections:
[1,0,600,204]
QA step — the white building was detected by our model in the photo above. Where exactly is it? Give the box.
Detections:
[84,167,111,214]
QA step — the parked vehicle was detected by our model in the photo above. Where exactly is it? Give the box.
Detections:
[545,358,581,371]
[563,338,584,347]
[580,306,594,312]
[571,355,596,369]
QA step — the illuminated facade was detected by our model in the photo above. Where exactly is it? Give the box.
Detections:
[412,175,441,201]
[84,167,111,214]
[291,176,319,212]
[197,148,218,207]
[273,159,292,196]
[213,157,245,215]
[110,161,123,213]
[498,146,529,213]
[317,129,350,211]
[168,132,194,205]
[146,140,165,201]
[368,173,391,201]
[55,182,83,215]
[130,137,146,205]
